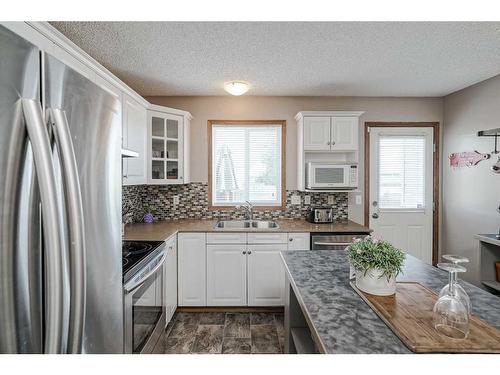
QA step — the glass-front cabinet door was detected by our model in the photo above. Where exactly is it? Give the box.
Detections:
[148,111,183,184]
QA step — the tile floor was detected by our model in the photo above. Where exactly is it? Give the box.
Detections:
[153,311,285,354]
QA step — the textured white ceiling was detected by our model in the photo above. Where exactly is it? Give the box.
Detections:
[51,22,500,97]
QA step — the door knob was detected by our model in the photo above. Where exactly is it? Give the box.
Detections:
[372,213,379,219]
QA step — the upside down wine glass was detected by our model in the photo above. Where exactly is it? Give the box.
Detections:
[438,254,471,315]
[433,263,469,339]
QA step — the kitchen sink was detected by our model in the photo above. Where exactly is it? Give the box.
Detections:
[214,220,279,230]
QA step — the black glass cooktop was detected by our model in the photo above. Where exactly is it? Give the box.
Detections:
[122,240,164,280]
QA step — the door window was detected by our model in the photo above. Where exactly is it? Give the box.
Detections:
[378,135,426,209]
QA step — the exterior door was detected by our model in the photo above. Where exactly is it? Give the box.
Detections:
[206,245,247,306]
[303,117,331,150]
[369,127,434,264]
[247,244,287,306]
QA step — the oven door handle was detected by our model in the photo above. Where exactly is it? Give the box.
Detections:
[124,252,166,294]
[313,242,352,246]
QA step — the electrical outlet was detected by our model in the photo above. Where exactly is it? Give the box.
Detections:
[355,194,362,205]
[291,195,301,205]
[304,195,311,205]
[173,195,180,205]
[328,195,335,205]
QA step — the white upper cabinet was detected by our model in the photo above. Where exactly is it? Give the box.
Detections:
[296,111,364,190]
[303,117,331,150]
[331,117,358,151]
[123,93,147,185]
[301,113,362,152]
[148,106,191,185]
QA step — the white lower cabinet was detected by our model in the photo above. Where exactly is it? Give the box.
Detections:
[177,231,310,307]
[178,233,206,306]
[287,233,310,250]
[206,245,247,306]
[247,244,288,306]
[164,235,177,326]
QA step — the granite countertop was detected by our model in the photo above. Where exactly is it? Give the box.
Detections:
[124,218,371,241]
[281,250,500,354]
[475,234,500,247]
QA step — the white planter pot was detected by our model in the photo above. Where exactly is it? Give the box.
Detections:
[355,268,396,296]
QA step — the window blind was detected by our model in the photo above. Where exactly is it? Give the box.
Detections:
[212,124,282,206]
[378,135,425,209]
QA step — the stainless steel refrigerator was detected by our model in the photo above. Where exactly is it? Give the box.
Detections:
[0,25,124,353]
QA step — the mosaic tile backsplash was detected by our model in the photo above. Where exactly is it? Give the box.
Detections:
[122,182,348,224]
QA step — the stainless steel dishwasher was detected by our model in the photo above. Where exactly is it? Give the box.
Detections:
[310,233,369,250]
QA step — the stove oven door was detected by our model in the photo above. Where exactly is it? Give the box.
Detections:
[123,262,165,354]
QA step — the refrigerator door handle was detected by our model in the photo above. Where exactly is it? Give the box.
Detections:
[49,108,86,354]
[22,99,64,353]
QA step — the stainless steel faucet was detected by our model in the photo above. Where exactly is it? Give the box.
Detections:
[236,201,254,220]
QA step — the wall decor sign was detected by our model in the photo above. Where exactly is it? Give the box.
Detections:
[449,151,490,168]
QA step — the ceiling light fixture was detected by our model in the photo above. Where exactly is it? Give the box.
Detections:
[224,81,250,96]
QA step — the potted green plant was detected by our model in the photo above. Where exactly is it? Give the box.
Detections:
[346,236,405,296]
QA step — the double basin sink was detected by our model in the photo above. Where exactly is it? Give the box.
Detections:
[214,220,279,230]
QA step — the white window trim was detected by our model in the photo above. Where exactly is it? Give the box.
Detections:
[208,121,286,208]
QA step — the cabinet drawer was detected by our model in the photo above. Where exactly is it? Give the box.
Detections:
[247,244,288,252]
[207,232,247,244]
[247,233,288,244]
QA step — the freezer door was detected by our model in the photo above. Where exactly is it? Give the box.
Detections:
[44,54,124,353]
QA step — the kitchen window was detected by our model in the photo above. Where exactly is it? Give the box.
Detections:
[208,120,286,208]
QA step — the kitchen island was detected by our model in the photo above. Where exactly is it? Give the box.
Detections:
[281,250,500,354]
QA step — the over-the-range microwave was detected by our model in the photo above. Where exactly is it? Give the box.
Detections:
[306,162,358,190]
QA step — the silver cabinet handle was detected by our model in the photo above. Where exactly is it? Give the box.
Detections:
[243,251,247,254]
[49,108,86,354]
[22,99,64,353]
[248,251,252,255]
[313,242,352,246]
[331,140,335,146]
[289,238,293,242]
[372,213,379,219]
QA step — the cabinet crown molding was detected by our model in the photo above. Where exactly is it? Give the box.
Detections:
[24,21,150,108]
[295,111,365,121]
[148,103,193,119]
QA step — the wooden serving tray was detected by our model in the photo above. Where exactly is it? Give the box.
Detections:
[350,281,500,353]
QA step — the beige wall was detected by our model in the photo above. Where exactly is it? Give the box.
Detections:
[442,75,500,285]
[147,96,443,224]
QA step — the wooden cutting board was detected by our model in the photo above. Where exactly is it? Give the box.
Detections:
[350,281,500,353]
